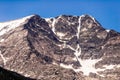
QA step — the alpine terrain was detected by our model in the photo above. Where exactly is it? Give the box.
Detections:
[0,14,120,80]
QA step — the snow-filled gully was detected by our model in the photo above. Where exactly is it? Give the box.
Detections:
[59,15,102,76]
[53,15,120,77]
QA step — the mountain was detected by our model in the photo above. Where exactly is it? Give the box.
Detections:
[0,14,120,80]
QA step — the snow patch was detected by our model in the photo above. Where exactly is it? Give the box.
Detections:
[0,51,7,66]
[60,57,103,76]
[56,32,67,39]
[0,15,34,36]
[66,19,76,25]
[106,30,110,32]
[0,39,4,42]
[45,18,51,22]
[60,59,103,76]
[24,74,31,77]
[79,59,102,75]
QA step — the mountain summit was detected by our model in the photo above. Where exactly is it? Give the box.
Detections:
[0,14,120,80]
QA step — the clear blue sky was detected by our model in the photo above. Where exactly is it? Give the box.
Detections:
[0,0,120,32]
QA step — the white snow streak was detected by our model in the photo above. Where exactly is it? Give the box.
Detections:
[0,51,6,66]
[51,18,56,34]
[66,45,76,51]
[103,64,120,70]
[103,65,115,69]
[0,15,34,36]
[60,63,81,72]
[74,44,81,64]
[0,39,4,42]
[60,63,73,69]
[76,15,83,39]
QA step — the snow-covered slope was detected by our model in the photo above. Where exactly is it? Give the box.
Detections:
[0,15,34,36]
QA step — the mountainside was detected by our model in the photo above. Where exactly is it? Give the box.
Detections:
[0,14,120,80]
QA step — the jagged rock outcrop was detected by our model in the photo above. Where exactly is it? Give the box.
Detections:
[0,14,120,80]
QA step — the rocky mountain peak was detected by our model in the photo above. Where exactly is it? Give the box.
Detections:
[0,14,120,80]
[45,14,104,41]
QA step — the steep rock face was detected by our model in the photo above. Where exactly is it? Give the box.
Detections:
[0,14,120,80]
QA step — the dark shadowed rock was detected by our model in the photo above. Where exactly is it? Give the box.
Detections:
[0,67,35,80]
